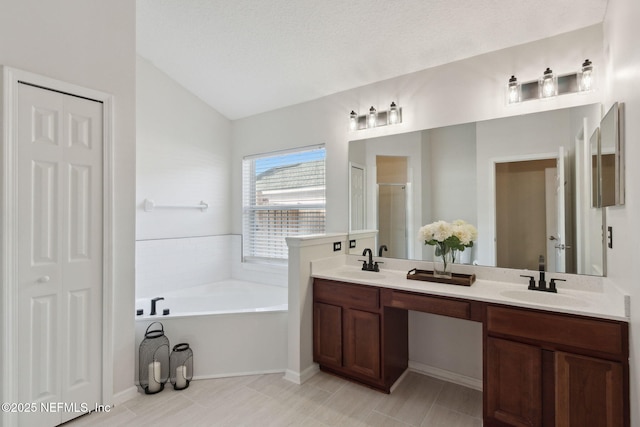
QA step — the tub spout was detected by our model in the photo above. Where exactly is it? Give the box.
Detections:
[150,297,164,316]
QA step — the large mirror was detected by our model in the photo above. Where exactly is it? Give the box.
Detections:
[348,104,606,276]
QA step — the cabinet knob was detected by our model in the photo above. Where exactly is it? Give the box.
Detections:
[37,275,50,283]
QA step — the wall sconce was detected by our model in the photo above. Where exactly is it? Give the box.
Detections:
[507,60,595,105]
[539,68,557,98]
[349,102,402,131]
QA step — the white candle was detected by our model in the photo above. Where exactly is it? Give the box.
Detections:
[147,361,161,393]
[175,364,187,389]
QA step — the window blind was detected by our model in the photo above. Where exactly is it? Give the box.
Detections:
[242,145,326,262]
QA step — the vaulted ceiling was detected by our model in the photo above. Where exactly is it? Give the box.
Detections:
[137,0,608,120]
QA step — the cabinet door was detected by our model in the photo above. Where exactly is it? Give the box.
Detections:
[344,309,381,380]
[486,337,542,427]
[556,352,624,427]
[313,302,343,367]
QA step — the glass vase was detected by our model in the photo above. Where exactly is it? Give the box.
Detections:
[433,245,457,279]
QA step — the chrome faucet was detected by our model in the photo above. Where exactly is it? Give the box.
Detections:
[359,248,381,272]
[150,297,164,315]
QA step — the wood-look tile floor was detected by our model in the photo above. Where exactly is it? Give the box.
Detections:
[64,371,482,427]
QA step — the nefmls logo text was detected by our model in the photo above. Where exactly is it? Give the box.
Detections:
[41,402,89,413]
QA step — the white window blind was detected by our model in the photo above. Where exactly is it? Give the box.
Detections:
[242,145,326,262]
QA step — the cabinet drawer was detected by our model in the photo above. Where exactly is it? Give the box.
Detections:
[386,290,471,319]
[487,306,626,357]
[314,279,379,311]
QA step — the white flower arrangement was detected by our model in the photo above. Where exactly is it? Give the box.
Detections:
[419,220,478,270]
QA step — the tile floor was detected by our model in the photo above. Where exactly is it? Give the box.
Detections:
[64,371,482,426]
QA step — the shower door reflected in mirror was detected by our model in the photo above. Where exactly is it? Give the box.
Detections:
[376,156,408,259]
[378,184,407,258]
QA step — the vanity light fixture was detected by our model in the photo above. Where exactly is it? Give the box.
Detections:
[507,75,520,104]
[579,59,594,92]
[539,67,557,98]
[349,102,402,131]
[507,60,595,105]
[367,106,378,128]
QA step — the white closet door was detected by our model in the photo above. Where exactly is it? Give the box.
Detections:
[17,83,103,426]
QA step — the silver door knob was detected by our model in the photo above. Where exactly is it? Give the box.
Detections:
[37,276,50,283]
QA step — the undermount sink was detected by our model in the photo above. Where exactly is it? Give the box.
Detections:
[500,289,589,308]
[337,270,386,281]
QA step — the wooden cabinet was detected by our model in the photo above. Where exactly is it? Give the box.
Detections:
[313,279,407,392]
[312,276,629,425]
[484,305,628,427]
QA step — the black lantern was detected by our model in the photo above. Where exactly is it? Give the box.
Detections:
[139,322,170,394]
[170,343,193,390]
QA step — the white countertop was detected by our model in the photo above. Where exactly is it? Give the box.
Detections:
[311,255,630,322]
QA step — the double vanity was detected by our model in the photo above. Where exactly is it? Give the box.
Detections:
[311,255,629,427]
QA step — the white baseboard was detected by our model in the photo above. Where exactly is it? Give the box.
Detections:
[283,364,319,384]
[192,368,285,381]
[409,361,483,391]
[112,386,139,406]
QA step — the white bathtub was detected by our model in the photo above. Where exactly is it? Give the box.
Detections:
[135,280,288,380]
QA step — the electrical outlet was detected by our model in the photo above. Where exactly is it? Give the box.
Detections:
[349,239,356,249]
[333,241,342,251]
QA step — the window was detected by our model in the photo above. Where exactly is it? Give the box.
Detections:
[242,145,326,262]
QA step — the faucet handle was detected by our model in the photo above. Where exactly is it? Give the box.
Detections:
[358,260,368,270]
[549,278,565,293]
[520,275,536,290]
[373,261,383,272]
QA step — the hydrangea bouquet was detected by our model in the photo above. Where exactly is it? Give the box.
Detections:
[419,220,478,276]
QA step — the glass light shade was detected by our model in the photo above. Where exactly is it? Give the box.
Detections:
[539,68,556,98]
[507,75,520,104]
[349,110,358,131]
[367,106,377,128]
[579,59,594,92]
[388,102,399,125]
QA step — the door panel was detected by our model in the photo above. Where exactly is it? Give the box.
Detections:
[17,83,103,426]
[344,309,380,380]
[486,337,542,427]
[556,352,624,427]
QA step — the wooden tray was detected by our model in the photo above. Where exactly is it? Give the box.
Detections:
[406,268,476,286]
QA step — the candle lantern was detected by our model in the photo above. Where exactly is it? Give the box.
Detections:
[170,343,193,390]
[139,322,170,394]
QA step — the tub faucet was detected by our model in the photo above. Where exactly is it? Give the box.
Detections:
[150,297,164,316]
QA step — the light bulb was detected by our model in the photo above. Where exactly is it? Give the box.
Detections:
[388,102,399,125]
[349,110,358,131]
[507,75,520,104]
[540,68,556,98]
[580,59,593,92]
[367,106,377,128]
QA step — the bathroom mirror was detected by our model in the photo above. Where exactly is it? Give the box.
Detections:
[598,102,624,207]
[348,104,606,276]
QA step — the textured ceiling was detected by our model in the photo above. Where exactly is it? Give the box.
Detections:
[137,0,608,120]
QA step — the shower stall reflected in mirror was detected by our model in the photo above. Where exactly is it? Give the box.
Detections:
[376,156,409,259]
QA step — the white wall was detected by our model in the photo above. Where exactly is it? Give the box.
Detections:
[0,0,136,400]
[136,56,231,240]
[602,1,640,425]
